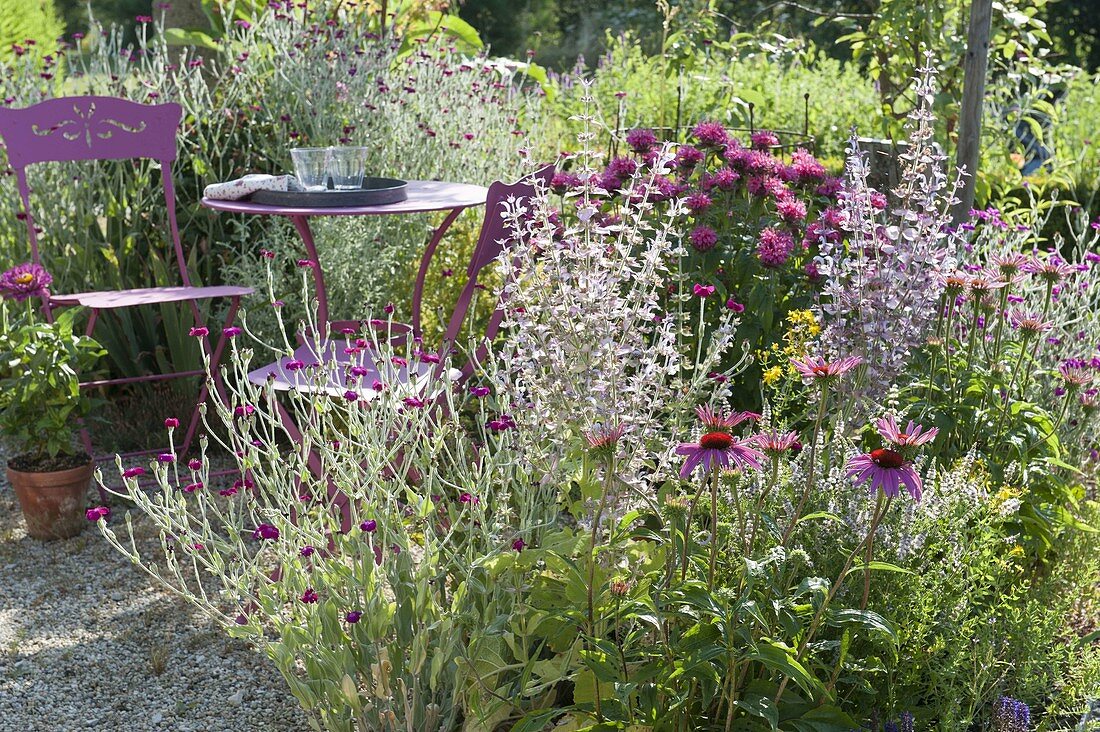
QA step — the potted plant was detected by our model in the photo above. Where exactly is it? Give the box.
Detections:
[0,263,106,540]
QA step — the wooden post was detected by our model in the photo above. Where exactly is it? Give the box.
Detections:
[952,0,994,224]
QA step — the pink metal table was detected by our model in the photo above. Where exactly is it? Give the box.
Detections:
[201,180,489,332]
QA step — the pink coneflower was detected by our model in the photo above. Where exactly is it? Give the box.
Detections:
[584,422,625,459]
[967,275,1007,296]
[695,405,755,432]
[1024,254,1076,284]
[875,416,938,449]
[0,263,52,302]
[1008,309,1053,337]
[846,448,924,501]
[791,355,863,383]
[990,252,1029,279]
[690,225,718,253]
[1058,362,1093,389]
[751,429,800,457]
[690,120,729,149]
[676,431,764,478]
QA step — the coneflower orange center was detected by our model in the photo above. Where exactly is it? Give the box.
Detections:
[699,432,733,450]
[812,365,830,376]
[870,448,905,469]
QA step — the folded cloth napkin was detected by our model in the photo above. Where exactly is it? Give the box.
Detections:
[203,174,301,200]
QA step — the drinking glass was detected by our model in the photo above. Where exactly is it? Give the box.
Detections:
[327,146,369,190]
[290,147,330,191]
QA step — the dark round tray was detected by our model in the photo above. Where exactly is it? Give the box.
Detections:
[249,177,408,207]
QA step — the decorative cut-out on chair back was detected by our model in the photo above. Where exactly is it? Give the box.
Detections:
[439,165,553,349]
[0,96,191,286]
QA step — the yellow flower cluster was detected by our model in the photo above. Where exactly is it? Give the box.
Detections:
[759,309,821,387]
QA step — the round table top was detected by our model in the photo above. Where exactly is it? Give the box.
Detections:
[200,179,489,217]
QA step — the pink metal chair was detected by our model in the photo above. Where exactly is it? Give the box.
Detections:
[0,96,254,474]
[246,166,551,529]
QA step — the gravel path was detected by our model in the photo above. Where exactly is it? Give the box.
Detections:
[0,486,307,732]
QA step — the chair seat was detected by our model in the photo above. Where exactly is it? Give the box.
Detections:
[50,285,254,309]
[248,335,460,400]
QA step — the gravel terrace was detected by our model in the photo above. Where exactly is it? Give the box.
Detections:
[0,483,307,732]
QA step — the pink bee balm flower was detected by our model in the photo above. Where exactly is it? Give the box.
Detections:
[676,431,764,478]
[756,227,795,268]
[0,263,52,302]
[693,283,716,298]
[690,225,718,253]
[791,355,863,383]
[750,130,780,149]
[875,416,938,449]
[625,127,659,153]
[690,121,729,149]
[846,448,924,501]
[685,191,713,213]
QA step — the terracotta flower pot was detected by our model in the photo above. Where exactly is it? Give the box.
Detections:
[7,460,94,540]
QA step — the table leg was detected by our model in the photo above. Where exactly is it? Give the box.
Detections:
[289,215,330,327]
[412,206,467,337]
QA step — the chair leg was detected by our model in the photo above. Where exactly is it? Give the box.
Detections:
[180,297,243,456]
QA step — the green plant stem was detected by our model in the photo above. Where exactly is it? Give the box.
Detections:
[860,493,889,611]
[586,466,613,723]
[708,468,722,591]
[781,386,828,546]
[680,479,708,583]
[994,336,1032,439]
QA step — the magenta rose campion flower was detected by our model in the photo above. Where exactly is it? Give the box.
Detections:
[0,263,52,302]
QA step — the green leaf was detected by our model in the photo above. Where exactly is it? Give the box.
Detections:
[827,608,898,644]
[162,27,220,50]
[850,561,914,575]
[747,642,823,698]
[734,693,778,731]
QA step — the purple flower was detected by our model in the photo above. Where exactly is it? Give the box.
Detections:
[791,355,863,383]
[187,459,202,470]
[189,326,209,337]
[676,145,704,169]
[775,196,807,223]
[223,326,242,337]
[0,263,52,301]
[693,283,716,298]
[360,519,377,533]
[234,404,256,417]
[157,453,175,463]
[300,545,315,557]
[875,416,938,448]
[676,432,764,478]
[252,523,280,541]
[343,390,359,402]
[164,417,180,429]
[685,191,713,213]
[459,492,479,504]
[625,127,659,153]
[550,171,581,194]
[469,385,490,397]
[789,148,826,183]
[345,611,362,623]
[122,467,146,479]
[85,506,110,522]
[689,225,718,253]
[994,696,1030,732]
[751,429,801,457]
[182,482,203,493]
[690,120,729,149]
[488,414,516,432]
[300,588,318,604]
[756,227,795,268]
[750,130,780,149]
[846,449,923,501]
[726,298,745,313]
[512,538,526,552]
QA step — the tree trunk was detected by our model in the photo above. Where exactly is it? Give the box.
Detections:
[952,0,994,224]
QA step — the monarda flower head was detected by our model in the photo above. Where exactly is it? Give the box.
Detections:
[0,262,52,302]
[625,127,659,153]
[689,225,718,253]
[750,130,780,150]
[690,120,729,149]
[756,227,795,268]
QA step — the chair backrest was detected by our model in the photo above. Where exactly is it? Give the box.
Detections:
[0,96,191,286]
[439,164,553,351]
